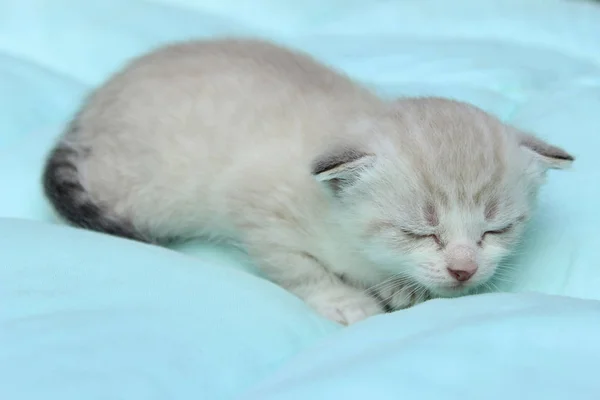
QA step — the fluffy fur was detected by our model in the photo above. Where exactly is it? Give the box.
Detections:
[42,38,574,325]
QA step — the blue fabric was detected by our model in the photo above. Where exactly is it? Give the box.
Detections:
[0,219,338,399]
[242,293,600,400]
[0,0,599,399]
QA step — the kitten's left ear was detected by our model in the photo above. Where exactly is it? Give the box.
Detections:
[518,132,575,170]
[311,148,376,194]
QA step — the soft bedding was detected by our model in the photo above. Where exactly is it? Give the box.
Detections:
[1,0,600,399]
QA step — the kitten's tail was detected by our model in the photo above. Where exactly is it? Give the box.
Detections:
[42,142,148,243]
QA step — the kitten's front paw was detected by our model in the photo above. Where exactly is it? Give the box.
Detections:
[375,281,431,311]
[305,287,384,326]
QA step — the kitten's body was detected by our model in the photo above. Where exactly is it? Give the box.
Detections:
[43,38,574,324]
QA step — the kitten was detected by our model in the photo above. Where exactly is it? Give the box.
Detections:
[42,38,574,325]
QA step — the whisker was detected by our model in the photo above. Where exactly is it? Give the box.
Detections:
[363,275,398,292]
[492,276,513,284]
[364,274,413,294]
[365,278,403,293]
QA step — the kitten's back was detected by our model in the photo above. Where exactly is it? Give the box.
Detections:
[42,38,381,242]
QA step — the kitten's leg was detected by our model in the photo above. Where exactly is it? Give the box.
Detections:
[252,248,384,325]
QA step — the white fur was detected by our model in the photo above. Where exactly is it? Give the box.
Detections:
[51,38,574,325]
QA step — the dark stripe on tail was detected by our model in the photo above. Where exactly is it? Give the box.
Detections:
[42,143,147,242]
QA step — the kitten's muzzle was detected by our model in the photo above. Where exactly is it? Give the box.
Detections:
[445,245,479,283]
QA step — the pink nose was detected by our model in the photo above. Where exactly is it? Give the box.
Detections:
[447,268,476,282]
[446,246,479,282]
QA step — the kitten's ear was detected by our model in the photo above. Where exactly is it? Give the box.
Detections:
[518,132,575,170]
[311,148,376,194]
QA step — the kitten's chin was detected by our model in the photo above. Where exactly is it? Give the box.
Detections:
[426,283,480,298]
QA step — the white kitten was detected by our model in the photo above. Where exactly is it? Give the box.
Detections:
[42,38,574,325]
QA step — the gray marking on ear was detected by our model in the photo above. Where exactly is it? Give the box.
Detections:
[519,132,575,170]
[311,149,372,175]
[311,148,376,194]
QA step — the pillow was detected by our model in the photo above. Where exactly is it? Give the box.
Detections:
[241,292,600,400]
[0,218,338,399]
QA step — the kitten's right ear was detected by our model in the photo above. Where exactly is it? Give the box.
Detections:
[311,148,376,194]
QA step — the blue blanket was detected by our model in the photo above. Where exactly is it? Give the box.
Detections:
[1,0,600,399]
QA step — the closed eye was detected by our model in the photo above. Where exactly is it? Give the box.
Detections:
[483,224,514,237]
[476,224,514,246]
[401,230,443,247]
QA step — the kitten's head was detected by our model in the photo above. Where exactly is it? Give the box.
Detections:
[313,98,574,297]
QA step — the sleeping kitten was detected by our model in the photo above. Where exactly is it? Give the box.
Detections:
[42,38,574,325]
